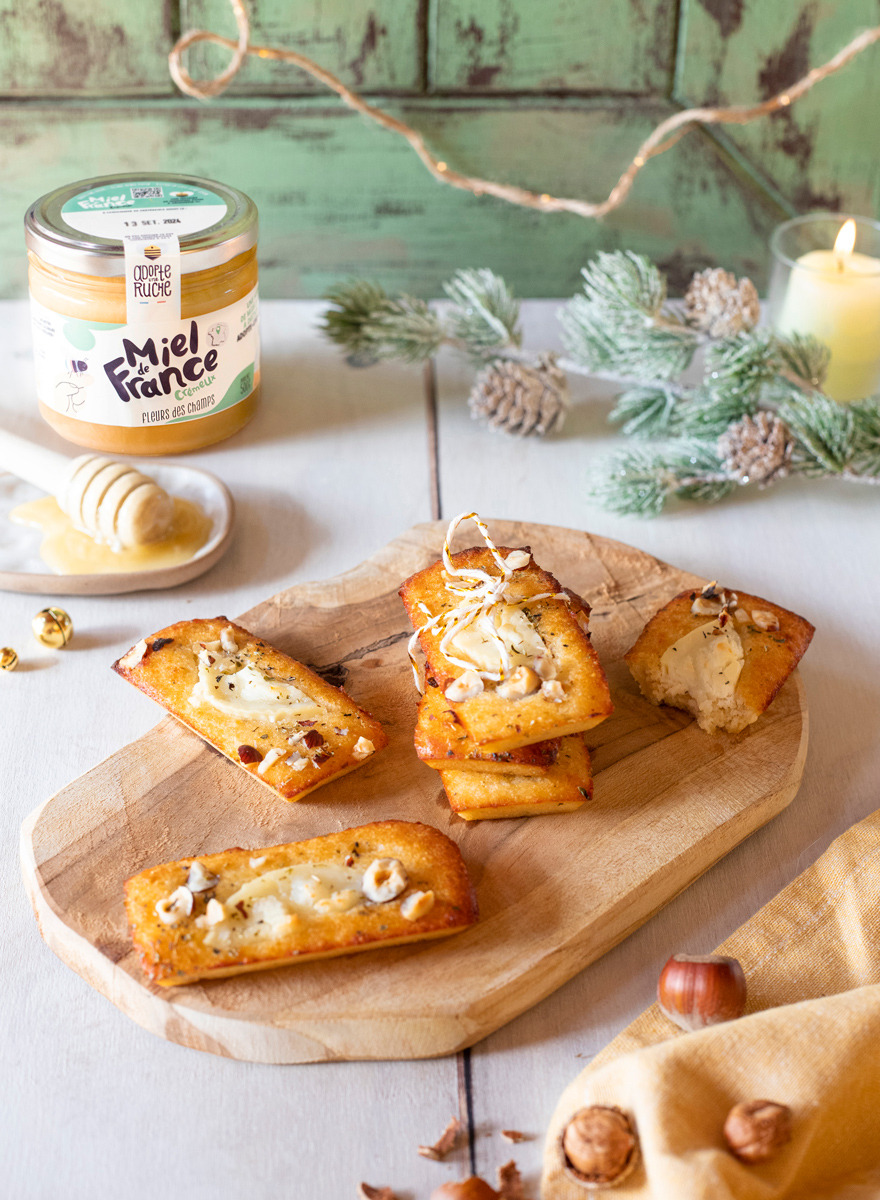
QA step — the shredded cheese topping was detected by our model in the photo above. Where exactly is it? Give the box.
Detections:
[407,511,568,692]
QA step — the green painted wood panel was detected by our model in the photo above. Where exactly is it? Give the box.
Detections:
[0,0,174,96]
[2,97,780,300]
[676,0,880,215]
[430,0,677,93]
[180,0,425,93]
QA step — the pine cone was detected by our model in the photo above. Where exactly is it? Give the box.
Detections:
[469,354,568,437]
[685,267,760,338]
[718,411,793,486]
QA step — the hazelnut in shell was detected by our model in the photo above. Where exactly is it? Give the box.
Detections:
[431,1179,498,1200]
[561,1106,638,1189]
[657,953,747,1032]
[724,1100,791,1163]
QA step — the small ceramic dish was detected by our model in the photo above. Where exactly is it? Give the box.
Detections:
[0,462,233,595]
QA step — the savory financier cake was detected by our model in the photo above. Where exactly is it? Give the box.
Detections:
[400,515,612,753]
[624,582,815,734]
[125,820,478,986]
[113,618,388,801]
[439,734,593,820]
[415,684,560,775]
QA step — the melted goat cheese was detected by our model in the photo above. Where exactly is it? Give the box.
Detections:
[203,863,366,946]
[659,617,744,706]
[188,655,321,722]
[447,604,548,675]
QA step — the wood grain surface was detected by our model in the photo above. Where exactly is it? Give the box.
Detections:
[20,518,808,1063]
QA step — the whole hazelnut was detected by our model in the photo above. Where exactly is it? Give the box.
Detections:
[561,1106,638,1187]
[431,1179,498,1200]
[657,953,747,1032]
[724,1100,791,1163]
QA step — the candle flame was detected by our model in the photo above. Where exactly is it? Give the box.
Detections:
[834,219,857,255]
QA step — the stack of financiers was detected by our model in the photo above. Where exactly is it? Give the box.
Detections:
[400,520,613,821]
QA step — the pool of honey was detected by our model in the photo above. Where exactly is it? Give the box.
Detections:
[11,495,212,575]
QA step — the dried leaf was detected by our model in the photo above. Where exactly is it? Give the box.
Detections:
[501,1130,529,1143]
[497,1160,526,1200]
[418,1115,463,1161]
[357,1185,395,1200]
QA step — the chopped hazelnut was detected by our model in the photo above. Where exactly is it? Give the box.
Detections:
[257,747,285,775]
[363,858,408,903]
[352,736,375,760]
[120,639,149,669]
[400,890,435,921]
[505,550,531,570]
[155,885,193,926]
[185,861,219,893]
[751,609,780,632]
[445,670,484,702]
[195,897,226,928]
[692,595,722,616]
[561,1106,638,1187]
[541,680,565,702]
[724,1100,791,1163]
[691,582,737,617]
[496,665,541,701]
[532,655,556,680]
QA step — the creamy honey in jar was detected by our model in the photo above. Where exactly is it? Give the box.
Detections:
[25,173,259,455]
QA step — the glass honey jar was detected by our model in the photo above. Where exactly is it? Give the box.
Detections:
[25,172,259,455]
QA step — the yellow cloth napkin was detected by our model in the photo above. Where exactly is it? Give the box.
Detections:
[542,808,880,1198]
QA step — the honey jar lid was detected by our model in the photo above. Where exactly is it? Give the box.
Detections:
[25,172,258,277]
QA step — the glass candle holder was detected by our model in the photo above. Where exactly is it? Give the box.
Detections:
[769,212,880,403]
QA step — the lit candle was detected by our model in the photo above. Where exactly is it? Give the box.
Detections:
[776,219,880,402]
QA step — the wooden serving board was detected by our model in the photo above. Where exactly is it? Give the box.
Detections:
[20,521,808,1063]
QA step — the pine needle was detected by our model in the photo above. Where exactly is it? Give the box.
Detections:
[589,448,676,517]
[778,392,855,474]
[608,386,681,438]
[443,268,521,359]
[320,252,880,515]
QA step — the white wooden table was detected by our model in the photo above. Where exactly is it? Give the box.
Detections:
[3,300,878,1200]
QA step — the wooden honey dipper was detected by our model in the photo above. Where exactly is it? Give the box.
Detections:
[0,429,174,549]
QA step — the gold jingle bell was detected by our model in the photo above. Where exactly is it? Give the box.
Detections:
[0,647,18,671]
[33,607,74,649]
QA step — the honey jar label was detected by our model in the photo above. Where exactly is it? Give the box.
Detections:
[30,286,259,428]
[60,180,228,239]
[123,231,182,324]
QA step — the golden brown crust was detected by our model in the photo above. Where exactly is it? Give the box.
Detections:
[400,547,613,751]
[415,686,560,774]
[112,618,388,802]
[624,588,815,728]
[439,734,592,820]
[125,820,478,986]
